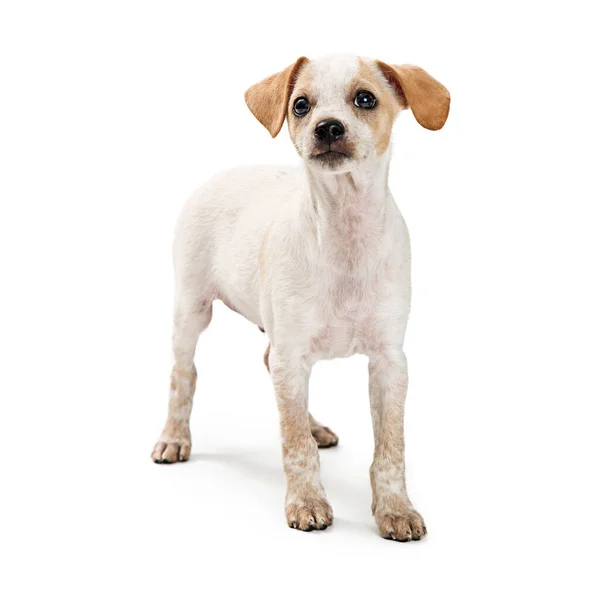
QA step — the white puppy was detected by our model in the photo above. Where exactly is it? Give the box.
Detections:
[152,54,450,541]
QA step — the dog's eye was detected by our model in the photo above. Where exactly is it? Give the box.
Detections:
[354,90,377,109]
[293,97,311,117]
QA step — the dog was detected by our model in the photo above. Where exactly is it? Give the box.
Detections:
[151,55,450,541]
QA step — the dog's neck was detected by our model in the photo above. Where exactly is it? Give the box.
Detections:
[302,150,394,274]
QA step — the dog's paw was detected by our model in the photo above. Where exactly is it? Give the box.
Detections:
[375,507,426,542]
[286,494,333,531]
[151,436,191,463]
[311,424,339,448]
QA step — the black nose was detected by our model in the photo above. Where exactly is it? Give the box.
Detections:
[314,119,345,144]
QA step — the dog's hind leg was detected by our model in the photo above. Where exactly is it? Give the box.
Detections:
[264,343,339,449]
[152,298,213,463]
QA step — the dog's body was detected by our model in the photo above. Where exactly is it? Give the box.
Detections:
[152,55,449,541]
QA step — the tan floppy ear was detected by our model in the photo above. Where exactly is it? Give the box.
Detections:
[376,62,450,130]
[244,57,309,138]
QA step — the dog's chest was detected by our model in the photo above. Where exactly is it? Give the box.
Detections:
[308,274,388,359]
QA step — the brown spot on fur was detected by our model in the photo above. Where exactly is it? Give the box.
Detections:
[245,57,309,137]
[286,65,314,152]
[375,62,450,131]
[354,59,400,156]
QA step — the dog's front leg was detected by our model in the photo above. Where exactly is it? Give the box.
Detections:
[270,347,333,531]
[368,351,426,541]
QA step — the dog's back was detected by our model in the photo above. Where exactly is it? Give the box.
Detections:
[173,165,302,326]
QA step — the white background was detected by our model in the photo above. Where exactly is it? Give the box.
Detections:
[1,1,599,598]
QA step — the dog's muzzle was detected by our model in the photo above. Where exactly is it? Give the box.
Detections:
[310,118,352,165]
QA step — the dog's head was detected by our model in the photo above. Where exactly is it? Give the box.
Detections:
[245,55,450,173]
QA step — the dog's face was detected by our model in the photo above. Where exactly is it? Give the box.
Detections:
[287,56,398,173]
[245,55,450,174]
